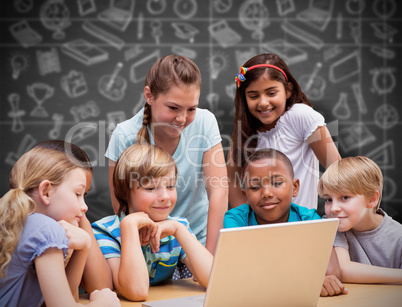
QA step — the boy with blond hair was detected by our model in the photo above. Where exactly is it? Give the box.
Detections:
[318,156,402,283]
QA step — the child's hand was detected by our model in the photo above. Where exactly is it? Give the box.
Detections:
[149,220,180,253]
[58,220,91,250]
[89,288,120,307]
[320,275,348,297]
[124,212,157,246]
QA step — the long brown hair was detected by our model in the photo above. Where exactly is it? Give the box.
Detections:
[136,55,202,144]
[231,53,312,166]
[0,146,86,278]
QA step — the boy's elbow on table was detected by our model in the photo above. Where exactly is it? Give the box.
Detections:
[119,284,149,302]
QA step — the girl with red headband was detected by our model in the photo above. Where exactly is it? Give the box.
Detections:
[228,53,341,210]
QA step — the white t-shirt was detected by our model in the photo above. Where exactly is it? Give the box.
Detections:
[105,108,222,245]
[256,103,325,209]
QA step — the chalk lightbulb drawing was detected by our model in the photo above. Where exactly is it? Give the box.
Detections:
[10,53,29,80]
[209,53,227,80]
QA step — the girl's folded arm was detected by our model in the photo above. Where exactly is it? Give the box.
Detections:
[36,247,118,307]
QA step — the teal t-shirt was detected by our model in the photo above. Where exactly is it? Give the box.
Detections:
[223,203,321,228]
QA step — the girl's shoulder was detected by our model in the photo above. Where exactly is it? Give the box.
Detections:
[26,213,62,230]
[194,108,217,122]
[115,108,144,131]
[280,103,324,127]
[20,213,68,259]
[184,108,220,137]
[287,103,317,114]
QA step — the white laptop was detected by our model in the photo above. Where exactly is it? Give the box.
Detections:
[142,218,339,307]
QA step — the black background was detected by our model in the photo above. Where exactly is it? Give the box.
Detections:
[1,0,401,223]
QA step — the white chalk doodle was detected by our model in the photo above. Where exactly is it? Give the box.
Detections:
[40,0,71,40]
[208,20,241,48]
[60,70,88,98]
[174,0,197,20]
[9,51,29,79]
[70,100,101,123]
[99,62,127,101]
[98,0,134,32]
[27,83,54,118]
[209,53,227,80]
[147,0,167,14]
[37,48,61,76]
[8,93,26,133]
[332,92,351,120]
[49,113,64,139]
[239,0,270,40]
[297,0,333,32]
[77,0,97,16]
[172,22,199,43]
[374,104,399,130]
[9,20,42,48]
[61,39,109,66]
[276,0,295,16]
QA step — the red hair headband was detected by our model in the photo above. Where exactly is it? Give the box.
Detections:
[235,64,288,87]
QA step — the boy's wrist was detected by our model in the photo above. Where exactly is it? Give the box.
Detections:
[120,214,142,232]
[173,221,186,236]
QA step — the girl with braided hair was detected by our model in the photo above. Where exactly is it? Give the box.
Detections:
[105,55,228,261]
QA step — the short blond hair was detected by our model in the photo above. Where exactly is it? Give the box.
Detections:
[113,143,177,216]
[318,156,383,211]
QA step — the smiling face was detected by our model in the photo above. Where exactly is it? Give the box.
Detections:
[243,158,299,225]
[323,190,377,232]
[146,83,199,140]
[47,168,88,227]
[128,168,177,222]
[245,74,291,131]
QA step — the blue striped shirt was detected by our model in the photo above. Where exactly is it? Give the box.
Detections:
[92,214,194,285]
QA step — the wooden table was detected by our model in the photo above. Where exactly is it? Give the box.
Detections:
[79,279,402,306]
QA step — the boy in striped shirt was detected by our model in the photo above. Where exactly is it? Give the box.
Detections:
[92,144,212,301]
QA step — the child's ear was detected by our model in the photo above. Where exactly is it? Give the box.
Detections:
[143,86,153,105]
[292,178,300,197]
[367,190,380,209]
[286,82,293,99]
[38,180,52,205]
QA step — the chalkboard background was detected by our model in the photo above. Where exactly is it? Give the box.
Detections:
[1,0,401,223]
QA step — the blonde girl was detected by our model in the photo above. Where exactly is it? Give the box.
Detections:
[105,55,228,255]
[35,140,113,293]
[0,146,119,307]
[228,53,340,210]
